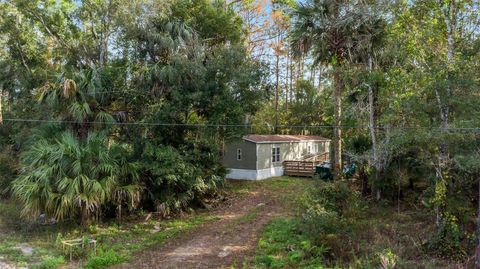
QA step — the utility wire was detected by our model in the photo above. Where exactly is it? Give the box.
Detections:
[38,89,149,95]
[3,118,480,132]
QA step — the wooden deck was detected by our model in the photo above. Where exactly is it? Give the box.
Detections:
[302,152,329,163]
[283,152,329,177]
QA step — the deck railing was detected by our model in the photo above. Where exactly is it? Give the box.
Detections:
[302,152,329,163]
[283,152,329,177]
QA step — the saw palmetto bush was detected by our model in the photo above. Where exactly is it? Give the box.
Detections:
[12,130,142,227]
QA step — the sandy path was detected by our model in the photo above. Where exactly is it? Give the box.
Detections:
[113,189,284,269]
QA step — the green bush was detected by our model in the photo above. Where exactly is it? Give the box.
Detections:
[31,256,65,269]
[299,181,361,258]
[301,206,343,241]
[375,249,398,269]
[83,249,124,269]
[426,212,466,260]
[254,218,327,268]
[140,141,225,216]
[310,181,360,216]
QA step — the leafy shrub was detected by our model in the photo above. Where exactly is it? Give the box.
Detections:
[307,180,360,217]
[83,249,124,269]
[140,140,225,216]
[376,249,398,269]
[301,206,343,241]
[426,212,466,260]
[299,181,361,259]
[31,256,65,269]
[254,218,327,268]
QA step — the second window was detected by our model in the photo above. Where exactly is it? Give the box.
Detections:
[272,147,280,163]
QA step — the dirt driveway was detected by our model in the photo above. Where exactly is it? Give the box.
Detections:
[113,179,300,269]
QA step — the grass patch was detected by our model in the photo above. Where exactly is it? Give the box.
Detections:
[248,206,459,269]
[75,214,219,268]
[0,197,218,268]
[31,256,65,269]
[0,243,30,265]
[226,177,315,207]
[0,200,66,267]
[348,204,454,268]
[237,206,262,223]
[226,177,313,194]
[238,178,466,269]
[245,179,467,269]
[82,249,124,269]
[251,218,327,269]
[225,205,264,230]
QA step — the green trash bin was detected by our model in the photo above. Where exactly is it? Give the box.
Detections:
[315,164,333,181]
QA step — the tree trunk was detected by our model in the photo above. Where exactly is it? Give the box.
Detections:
[310,66,315,86]
[81,202,89,228]
[99,41,106,68]
[369,83,380,198]
[359,165,370,197]
[368,57,377,166]
[439,0,454,160]
[297,55,304,82]
[433,0,455,227]
[318,66,322,93]
[274,52,280,133]
[0,88,3,125]
[290,59,294,100]
[285,51,290,112]
[476,177,480,269]
[220,126,225,157]
[117,204,122,222]
[333,67,342,180]
[367,56,381,199]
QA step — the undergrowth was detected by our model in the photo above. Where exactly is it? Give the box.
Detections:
[0,199,217,269]
[253,218,327,269]
[250,180,472,269]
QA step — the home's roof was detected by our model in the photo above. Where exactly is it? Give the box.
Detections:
[243,135,330,143]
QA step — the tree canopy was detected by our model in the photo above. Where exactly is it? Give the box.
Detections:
[0,0,479,264]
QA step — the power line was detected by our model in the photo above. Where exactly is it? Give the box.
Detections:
[3,118,480,132]
[38,89,149,95]
[84,90,146,95]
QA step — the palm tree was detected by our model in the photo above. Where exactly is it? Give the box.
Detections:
[13,67,140,227]
[290,0,384,179]
[12,131,141,227]
[38,68,116,139]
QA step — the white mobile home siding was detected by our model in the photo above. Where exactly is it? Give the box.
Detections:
[256,141,330,170]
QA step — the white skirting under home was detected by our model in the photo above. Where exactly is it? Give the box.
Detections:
[227,167,284,180]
